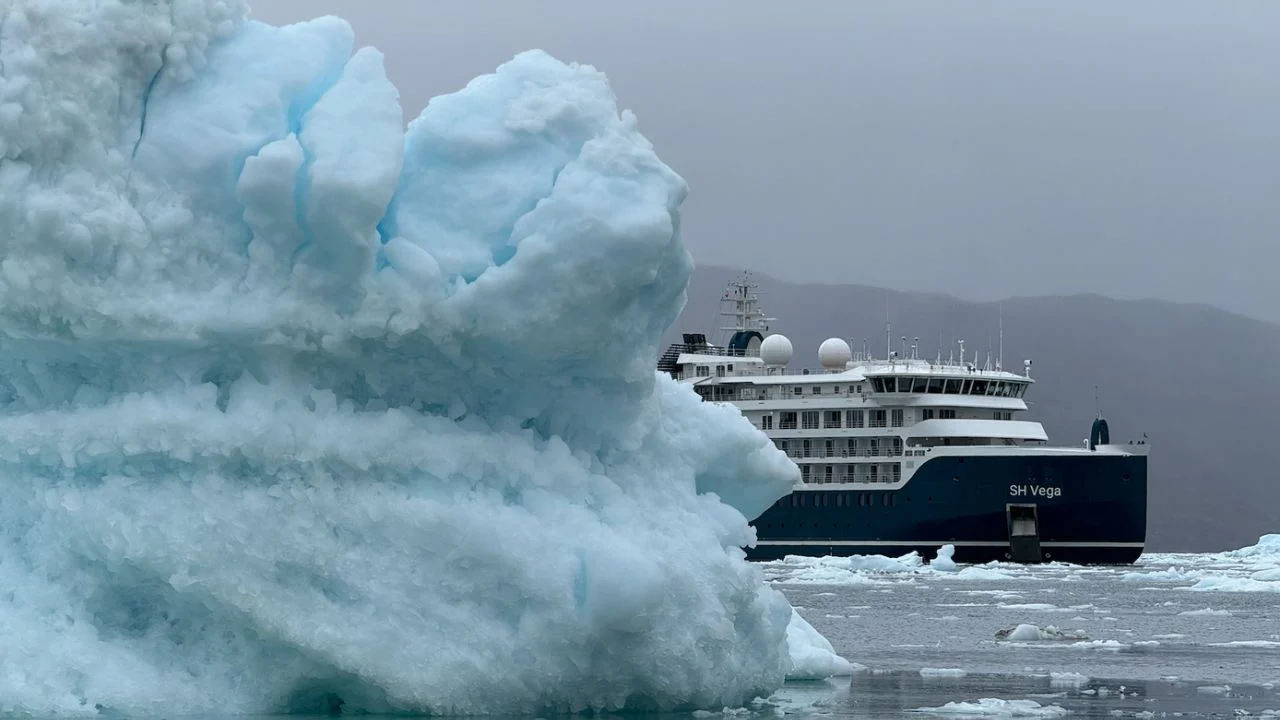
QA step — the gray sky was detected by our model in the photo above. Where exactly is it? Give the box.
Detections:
[251,1,1280,324]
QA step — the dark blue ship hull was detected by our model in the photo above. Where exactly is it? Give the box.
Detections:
[745,451,1147,565]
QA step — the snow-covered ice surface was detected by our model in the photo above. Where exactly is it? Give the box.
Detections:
[0,0,854,716]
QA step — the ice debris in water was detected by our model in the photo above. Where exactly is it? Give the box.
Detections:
[995,624,1089,642]
[910,698,1069,717]
[0,0,845,714]
[932,543,958,571]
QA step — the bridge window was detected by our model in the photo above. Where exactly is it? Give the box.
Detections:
[910,377,927,393]
[779,412,797,429]
[944,378,963,393]
[970,380,988,395]
[928,378,945,394]
[824,411,842,429]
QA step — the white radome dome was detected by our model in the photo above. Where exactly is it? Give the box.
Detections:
[759,334,793,366]
[818,337,852,370]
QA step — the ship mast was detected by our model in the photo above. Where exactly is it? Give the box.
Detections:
[718,272,772,336]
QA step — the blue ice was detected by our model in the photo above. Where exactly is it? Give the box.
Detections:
[0,0,847,714]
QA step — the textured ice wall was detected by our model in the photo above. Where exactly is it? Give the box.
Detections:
[0,0,816,715]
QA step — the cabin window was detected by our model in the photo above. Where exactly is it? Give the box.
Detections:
[892,464,902,482]
[939,409,957,419]
[812,386,822,395]
[760,414,773,430]
[922,409,935,420]
[716,365,726,377]
[696,365,710,377]
[792,386,802,396]
[911,377,928,393]
[801,411,820,429]
[774,439,788,452]
[944,378,963,394]
[824,411,842,429]
[994,411,1012,421]
[726,364,734,372]
[779,412,797,429]
[890,409,904,427]
[869,409,887,428]
[848,385,857,395]
[845,410,864,428]
[825,465,834,483]
[802,439,812,457]
[801,466,811,483]
[869,465,879,482]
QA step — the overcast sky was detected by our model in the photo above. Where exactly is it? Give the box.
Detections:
[251,1,1280,324]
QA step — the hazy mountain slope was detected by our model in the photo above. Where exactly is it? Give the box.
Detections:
[663,265,1280,553]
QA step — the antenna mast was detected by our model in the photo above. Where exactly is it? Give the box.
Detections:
[718,271,773,337]
[885,308,891,361]
[998,303,1004,371]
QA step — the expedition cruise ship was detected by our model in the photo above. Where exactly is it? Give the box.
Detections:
[659,276,1149,565]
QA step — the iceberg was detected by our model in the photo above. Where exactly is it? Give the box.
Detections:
[0,0,842,715]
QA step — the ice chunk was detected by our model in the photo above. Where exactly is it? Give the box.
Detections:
[932,543,958,571]
[995,624,1089,642]
[920,668,969,678]
[909,698,1069,717]
[0,1,804,715]
[784,608,856,680]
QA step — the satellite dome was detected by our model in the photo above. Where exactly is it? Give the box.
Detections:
[818,337,852,370]
[759,334,793,366]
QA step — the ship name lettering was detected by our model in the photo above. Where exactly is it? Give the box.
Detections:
[1009,484,1061,499]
